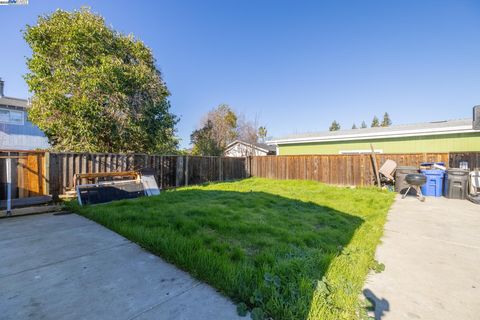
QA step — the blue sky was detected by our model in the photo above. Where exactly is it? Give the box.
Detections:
[1,0,479,148]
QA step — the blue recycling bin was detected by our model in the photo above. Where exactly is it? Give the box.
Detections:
[420,162,446,168]
[420,169,444,197]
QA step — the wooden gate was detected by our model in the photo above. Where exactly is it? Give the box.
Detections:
[0,150,48,206]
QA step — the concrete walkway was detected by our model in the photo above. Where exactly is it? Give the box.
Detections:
[364,196,480,320]
[0,213,242,320]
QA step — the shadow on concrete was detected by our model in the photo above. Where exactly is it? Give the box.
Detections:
[363,288,390,319]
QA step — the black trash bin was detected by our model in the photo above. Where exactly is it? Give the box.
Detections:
[395,166,419,195]
[444,169,469,199]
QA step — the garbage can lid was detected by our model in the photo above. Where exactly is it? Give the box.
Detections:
[420,162,445,166]
[447,168,469,176]
[420,169,445,175]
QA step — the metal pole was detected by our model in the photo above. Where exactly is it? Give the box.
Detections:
[6,157,12,216]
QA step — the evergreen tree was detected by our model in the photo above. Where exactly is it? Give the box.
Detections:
[360,121,367,128]
[381,112,392,127]
[371,116,380,128]
[351,123,357,129]
[329,120,341,131]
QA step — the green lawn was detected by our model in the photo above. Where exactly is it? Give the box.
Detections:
[70,178,395,319]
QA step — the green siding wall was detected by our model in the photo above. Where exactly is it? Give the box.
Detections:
[278,132,480,155]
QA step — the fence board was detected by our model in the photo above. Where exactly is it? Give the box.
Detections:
[0,151,46,201]
[47,153,245,197]
[250,153,454,186]
[449,152,480,170]
[2,151,247,201]
[3,149,479,202]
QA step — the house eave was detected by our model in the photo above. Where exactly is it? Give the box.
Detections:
[225,140,271,153]
[0,96,29,109]
[267,125,477,145]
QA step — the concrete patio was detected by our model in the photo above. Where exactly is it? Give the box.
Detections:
[0,212,242,320]
[364,195,480,320]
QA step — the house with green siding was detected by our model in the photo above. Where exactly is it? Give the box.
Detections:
[268,118,480,155]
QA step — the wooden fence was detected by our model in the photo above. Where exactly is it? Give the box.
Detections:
[0,150,48,200]
[248,152,480,186]
[2,149,480,205]
[48,153,247,198]
[449,152,480,170]
[1,151,246,203]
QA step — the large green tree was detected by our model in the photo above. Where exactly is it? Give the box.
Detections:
[191,104,238,155]
[190,120,223,156]
[24,8,178,153]
[191,104,267,155]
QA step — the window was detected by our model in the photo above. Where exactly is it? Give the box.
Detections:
[0,108,24,125]
[339,149,383,154]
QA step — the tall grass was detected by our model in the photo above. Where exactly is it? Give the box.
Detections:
[70,178,394,319]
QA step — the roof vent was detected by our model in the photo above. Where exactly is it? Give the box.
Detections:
[474,106,480,130]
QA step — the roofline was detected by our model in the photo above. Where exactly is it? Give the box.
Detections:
[267,125,477,145]
[0,96,28,102]
[0,96,29,109]
[225,140,271,153]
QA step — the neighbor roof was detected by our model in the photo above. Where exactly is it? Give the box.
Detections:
[0,96,28,109]
[267,119,476,145]
[226,140,276,152]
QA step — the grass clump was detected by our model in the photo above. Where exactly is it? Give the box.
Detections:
[69,178,394,319]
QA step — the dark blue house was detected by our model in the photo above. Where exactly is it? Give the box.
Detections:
[0,79,49,150]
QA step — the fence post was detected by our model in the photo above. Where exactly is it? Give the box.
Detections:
[185,156,189,186]
[6,156,12,215]
[360,154,365,186]
[219,157,223,181]
[49,153,60,201]
[81,154,87,184]
[44,151,50,196]
[248,157,255,177]
[175,156,184,187]
[160,156,164,189]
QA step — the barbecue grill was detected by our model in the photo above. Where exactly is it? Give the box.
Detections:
[401,173,427,201]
